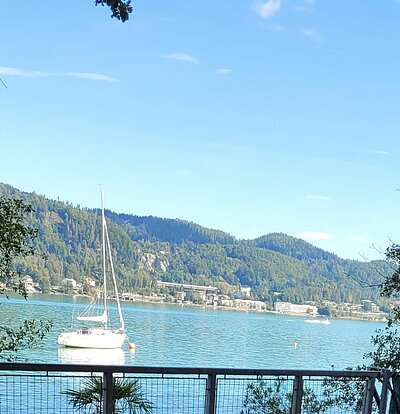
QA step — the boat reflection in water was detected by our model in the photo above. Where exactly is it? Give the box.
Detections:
[58,347,126,365]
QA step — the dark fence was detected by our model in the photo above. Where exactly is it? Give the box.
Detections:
[0,363,392,413]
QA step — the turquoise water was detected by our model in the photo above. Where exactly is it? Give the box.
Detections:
[0,294,383,369]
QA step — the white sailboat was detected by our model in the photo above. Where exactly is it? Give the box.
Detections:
[58,192,127,349]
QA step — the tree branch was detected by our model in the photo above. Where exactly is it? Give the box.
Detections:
[94,0,133,22]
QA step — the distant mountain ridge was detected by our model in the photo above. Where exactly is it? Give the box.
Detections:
[251,233,341,264]
[108,213,236,245]
[0,182,391,305]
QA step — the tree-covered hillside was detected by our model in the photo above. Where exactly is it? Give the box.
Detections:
[0,183,391,305]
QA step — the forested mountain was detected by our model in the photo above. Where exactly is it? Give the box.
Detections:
[0,183,392,305]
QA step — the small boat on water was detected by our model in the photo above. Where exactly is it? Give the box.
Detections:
[305,318,331,325]
[57,191,127,349]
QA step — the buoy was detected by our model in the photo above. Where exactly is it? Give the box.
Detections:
[129,343,136,351]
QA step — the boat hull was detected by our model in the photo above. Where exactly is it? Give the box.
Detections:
[58,329,126,349]
[305,319,331,325]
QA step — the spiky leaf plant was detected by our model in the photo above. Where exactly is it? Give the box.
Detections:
[64,376,153,414]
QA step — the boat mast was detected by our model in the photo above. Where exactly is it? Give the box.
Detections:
[104,221,125,331]
[101,191,108,329]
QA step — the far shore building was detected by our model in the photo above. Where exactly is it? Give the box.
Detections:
[21,275,36,292]
[233,299,267,311]
[231,286,251,300]
[61,278,77,289]
[274,301,318,315]
[156,280,219,301]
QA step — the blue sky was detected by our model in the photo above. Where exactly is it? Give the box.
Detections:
[1,0,399,260]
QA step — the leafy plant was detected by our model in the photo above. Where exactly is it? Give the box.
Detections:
[321,373,378,414]
[240,376,373,414]
[0,196,37,297]
[0,319,52,360]
[0,195,52,360]
[64,376,153,414]
[363,242,400,413]
[94,0,133,22]
[241,379,291,414]
[240,379,331,414]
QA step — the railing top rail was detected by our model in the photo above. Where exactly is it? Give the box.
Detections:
[0,362,387,378]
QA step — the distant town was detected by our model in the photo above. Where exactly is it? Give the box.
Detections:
[19,275,389,322]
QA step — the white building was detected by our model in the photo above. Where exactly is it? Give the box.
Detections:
[231,286,251,299]
[274,301,318,315]
[21,275,36,292]
[233,299,267,311]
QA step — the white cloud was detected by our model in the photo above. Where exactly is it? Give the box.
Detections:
[253,0,282,19]
[215,68,232,75]
[61,72,118,82]
[305,195,332,200]
[351,235,368,243]
[365,149,392,156]
[302,28,324,42]
[0,66,118,82]
[166,53,199,64]
[0,66,47,77]
[296,231,334,240]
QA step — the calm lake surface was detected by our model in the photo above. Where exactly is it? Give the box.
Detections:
[1,294,383,370]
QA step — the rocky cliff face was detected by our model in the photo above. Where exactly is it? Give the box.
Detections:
[138,251,169,274]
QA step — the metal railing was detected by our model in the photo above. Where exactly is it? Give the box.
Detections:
[0,362,392,413]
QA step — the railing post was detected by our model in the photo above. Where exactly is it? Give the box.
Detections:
[378,370,390,414]
[362,377,375,414]
[291,375,303,414]
[205,373,217,414]
[103,372,114,414]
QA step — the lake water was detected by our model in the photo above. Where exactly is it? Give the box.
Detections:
[0,294,384,370]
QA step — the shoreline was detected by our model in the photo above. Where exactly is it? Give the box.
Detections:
[117,295,388,323]
[19,290,388,323]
